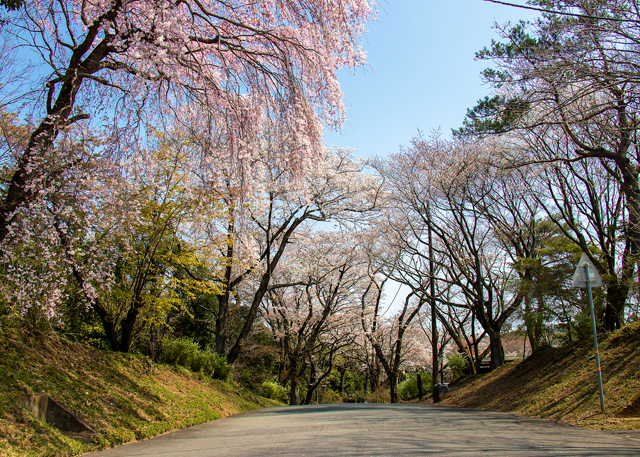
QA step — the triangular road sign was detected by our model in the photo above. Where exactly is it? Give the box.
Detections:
[572,253,602,288]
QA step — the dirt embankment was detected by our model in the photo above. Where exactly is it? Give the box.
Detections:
[0,328,279,457]
[439,322,640,430]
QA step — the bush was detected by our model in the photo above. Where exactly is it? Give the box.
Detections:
[160,338,231,380]
[160,337,199,368]
[191,351,214,374]
[398,373,433,401]
[318,390,342,404]
[210,353,232,381]
[446,352,467,381]
[261,380,287,402]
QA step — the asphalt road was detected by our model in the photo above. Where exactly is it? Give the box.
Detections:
[89,403,640,456]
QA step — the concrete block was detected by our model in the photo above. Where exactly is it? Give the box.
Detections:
[19,393,95,442]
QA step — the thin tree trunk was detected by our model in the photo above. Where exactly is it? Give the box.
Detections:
[150,323,156,362]
[363,375,368,397]
[428,209,438,388]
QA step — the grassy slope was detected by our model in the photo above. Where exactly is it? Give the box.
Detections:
[439,321,640,430]
[0,327,280,457]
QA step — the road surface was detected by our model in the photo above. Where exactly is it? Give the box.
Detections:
[89,403,640,456]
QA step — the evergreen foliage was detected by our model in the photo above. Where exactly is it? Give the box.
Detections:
[398,373,433,401]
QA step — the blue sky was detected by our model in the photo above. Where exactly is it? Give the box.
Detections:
[324,0,540,158]
[336,1,541,313]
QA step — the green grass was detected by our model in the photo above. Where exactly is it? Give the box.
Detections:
[0,327,280,457]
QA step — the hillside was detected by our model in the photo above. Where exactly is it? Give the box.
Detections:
[439,321,640,431]
[0,327,279,457]
[5,321,640,457]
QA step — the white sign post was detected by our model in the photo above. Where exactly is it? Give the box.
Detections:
[573,253,605,411]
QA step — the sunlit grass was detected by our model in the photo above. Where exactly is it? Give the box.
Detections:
[441,321,640,431]
[0,325,280,457]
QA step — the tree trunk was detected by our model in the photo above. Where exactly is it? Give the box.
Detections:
[289,377,301,406]
[226,282,267,363]
[428,214,439,387]
[607,154,639,330]
[431,316,438,390]
[604,279,629,331]
[150,323,156,362]
[215,292,229,355]
[279,354,290,386]
[304,363,317,405]
[95,310,121,352]
[472,313,480,372]
[368,363,380,392]
[389,373,399,403]
[92,298,142,353]
[215,234,234,355]
[473,289,521,370]
[119,299,141,353]
[534,299,545,345]
[227,216,307,364]
[524,294,539,353]
[488,331,505,369]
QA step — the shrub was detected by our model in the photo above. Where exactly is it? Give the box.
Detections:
[446,352,467,381]
[240,370,252,385]
[160,337,199,368]
[192,351,214,374]
[261,380,287,402]
[160,338,231,380]
[398,373,433,401]
[318,390,342,404]
[344,391,366,403]
[210,353,232,381]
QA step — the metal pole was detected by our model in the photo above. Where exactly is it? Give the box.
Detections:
[584,264,605,412]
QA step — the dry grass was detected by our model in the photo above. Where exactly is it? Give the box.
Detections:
[438,321,640,431]
[365,386,391,403]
